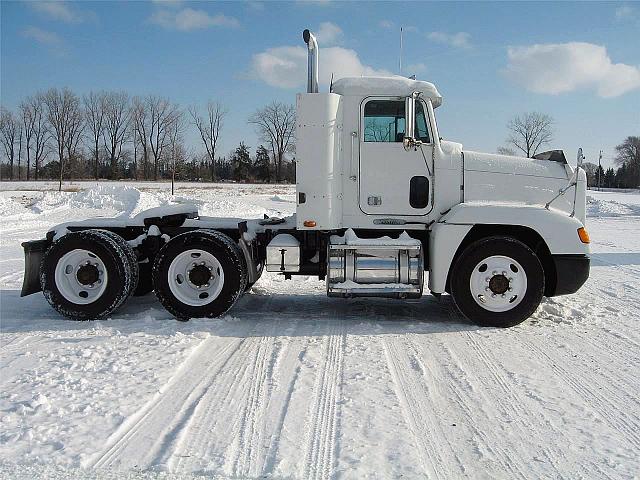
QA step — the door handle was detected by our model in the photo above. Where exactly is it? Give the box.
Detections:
[350,131,357,181]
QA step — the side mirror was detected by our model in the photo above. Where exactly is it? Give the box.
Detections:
[576,147,584,168]
[403,92,420,150]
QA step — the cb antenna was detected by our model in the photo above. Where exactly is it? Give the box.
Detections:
[399,27,403,75]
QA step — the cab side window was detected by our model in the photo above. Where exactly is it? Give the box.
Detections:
[363,99,430,143]
[363,100,405,142]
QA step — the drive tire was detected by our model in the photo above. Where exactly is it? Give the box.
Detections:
[133,262,154,296]
[40,229,138,320]
[153,230,248,320]
[99,230,140,295]
[450,236,544,328]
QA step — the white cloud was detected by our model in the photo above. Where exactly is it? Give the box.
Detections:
[150,7,239,31]
[316,22,343,46]
[250,45,391,89]
[29,1,87,23]
[379,20,394,29]
[427,31,471,49]
[23,26,62,45]
[615,5,636,19]
[504,42,640,98]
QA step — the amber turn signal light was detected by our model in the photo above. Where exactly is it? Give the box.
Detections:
[303,220,317,227]
[577,227,590,244]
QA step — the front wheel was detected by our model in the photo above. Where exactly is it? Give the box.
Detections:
[153,230,248,320]
[450,236,544,328]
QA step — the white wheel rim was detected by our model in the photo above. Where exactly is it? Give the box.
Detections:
[167,249,224,307]
[54,249,109,305]
[469,255,527,313]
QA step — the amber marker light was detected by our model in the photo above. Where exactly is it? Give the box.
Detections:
[577,227,590,244]
[303,220,317,227]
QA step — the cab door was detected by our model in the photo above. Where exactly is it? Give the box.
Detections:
[358,97,433,216]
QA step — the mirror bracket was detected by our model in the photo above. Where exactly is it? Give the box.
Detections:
[404,91,422,151]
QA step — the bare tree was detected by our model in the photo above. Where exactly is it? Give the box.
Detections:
[147,96,179,181]
[0,107,19,180]
[43,88,84,191]
[168,109,185,194]
[83,91,107,180]
[102,92,130,179]
[189,101,227,181]
[506,112,553,158]
[615,136,640,187]
[131,97,149,180]
[21,95,50,181]
[249,102,296,182]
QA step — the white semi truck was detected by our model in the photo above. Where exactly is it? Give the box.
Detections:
[20,29,590,327]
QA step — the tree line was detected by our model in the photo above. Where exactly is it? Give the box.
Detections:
[0,88,296,189]
[498,111,639,189]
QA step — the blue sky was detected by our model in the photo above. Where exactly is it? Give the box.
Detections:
[1,0,639,168]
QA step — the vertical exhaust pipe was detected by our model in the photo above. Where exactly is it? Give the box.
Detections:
[303,29,318,93]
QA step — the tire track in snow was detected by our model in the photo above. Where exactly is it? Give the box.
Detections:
[447,306,616,479]
[87,335,243,470]
[300,321,346,480]
[166,333,271,474]
[382,335,465,479]
[224,322,281,477]
[522,339,640,450]
[225,323,309,478]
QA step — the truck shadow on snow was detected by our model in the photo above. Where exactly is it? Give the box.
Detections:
[0,289,481,336]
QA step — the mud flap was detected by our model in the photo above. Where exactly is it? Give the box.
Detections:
[21,239,49,297]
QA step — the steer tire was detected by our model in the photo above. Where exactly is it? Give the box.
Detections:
[153,230,248,320]
[40,229,137,320]
[450,236,544,328]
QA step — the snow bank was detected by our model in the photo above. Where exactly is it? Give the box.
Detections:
[30,185,142,217]
[587,193,640,218]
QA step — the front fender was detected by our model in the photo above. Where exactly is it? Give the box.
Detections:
[428,203,590,294]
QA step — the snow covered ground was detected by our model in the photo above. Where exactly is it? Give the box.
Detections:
[0,182,638,479]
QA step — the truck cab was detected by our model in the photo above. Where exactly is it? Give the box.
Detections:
[21,29,590,327]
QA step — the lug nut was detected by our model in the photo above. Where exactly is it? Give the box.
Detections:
[485,287,490,291]
[501,294,506,298]
[492,271,497,275]
[502,271,507,276]
[485,277,490,282]
[508,287,512,291]
[491,293,496,297]
[204,283,209,288]
[192,262,197,267]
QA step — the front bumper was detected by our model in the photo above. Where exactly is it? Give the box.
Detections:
[548,254,590,296]
[20,239,49,297]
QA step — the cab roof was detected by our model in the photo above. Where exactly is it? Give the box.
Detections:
[331,76,443,108]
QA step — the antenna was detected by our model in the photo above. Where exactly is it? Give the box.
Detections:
[399,27,403,75]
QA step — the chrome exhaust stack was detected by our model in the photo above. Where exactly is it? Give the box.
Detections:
[303,29,319,93]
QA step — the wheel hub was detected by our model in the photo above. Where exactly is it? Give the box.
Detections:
[167,249,225,306]
[488,274,509,295]
[470,255,527,313]
[54,249,108,305]
[188,265,212,287]
[76,264,100,286]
